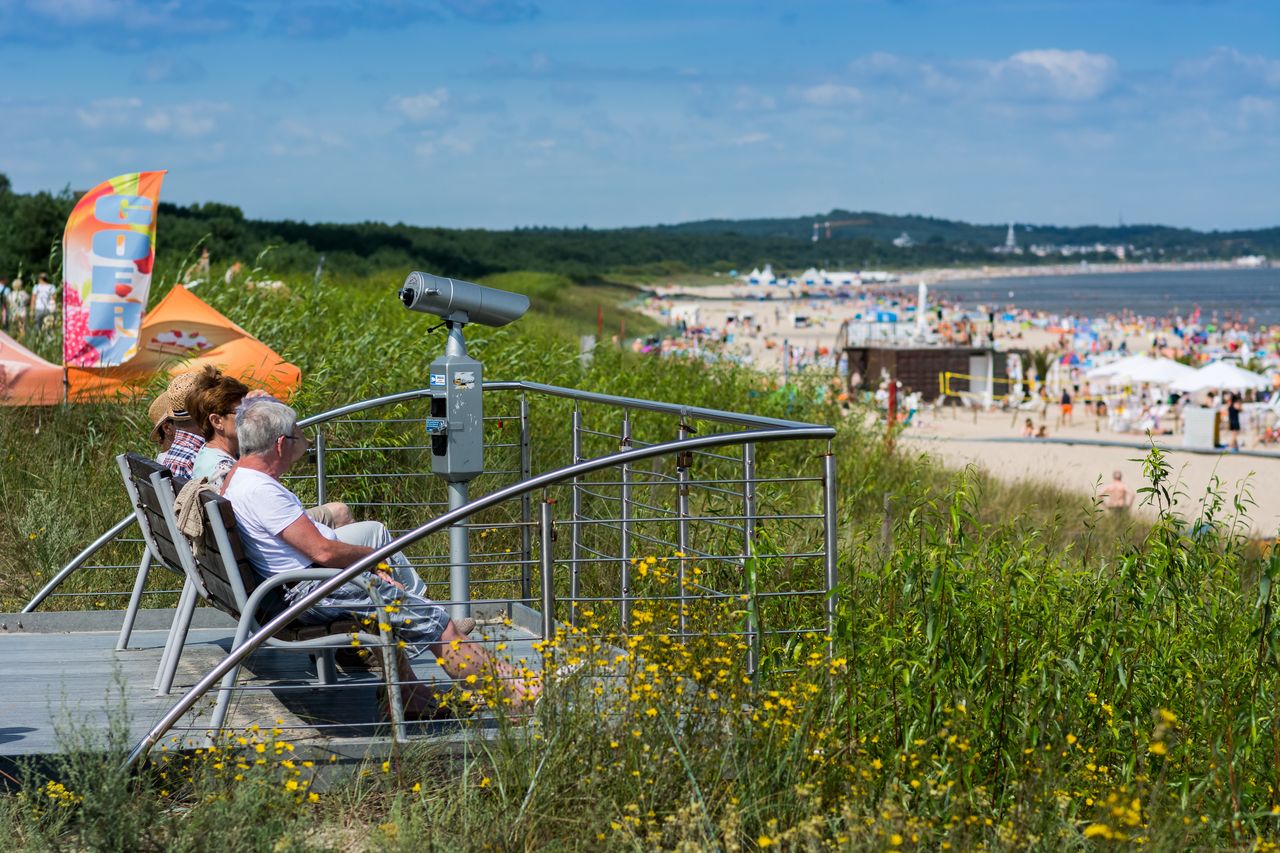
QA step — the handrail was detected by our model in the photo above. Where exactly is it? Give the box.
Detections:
[124,424,835,767]
[21,513,138,613]
[293,381,828,432]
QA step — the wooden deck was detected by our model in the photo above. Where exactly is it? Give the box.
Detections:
[0,604,545,777]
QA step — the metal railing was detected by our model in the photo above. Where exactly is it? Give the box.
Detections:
[125,421,837,766]
[21,381,838,764]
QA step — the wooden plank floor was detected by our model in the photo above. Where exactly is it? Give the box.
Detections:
[0,607,546,764]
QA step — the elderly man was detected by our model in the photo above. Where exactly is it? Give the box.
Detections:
[220,398,538,717]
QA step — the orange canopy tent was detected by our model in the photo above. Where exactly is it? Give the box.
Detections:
[0,285,300,404]
[0,331,64,405]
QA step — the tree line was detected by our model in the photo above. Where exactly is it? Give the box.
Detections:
[1,175,1274,285]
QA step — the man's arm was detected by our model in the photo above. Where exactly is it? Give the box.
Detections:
[278,514,371,567]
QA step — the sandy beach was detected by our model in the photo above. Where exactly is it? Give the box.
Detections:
[638,267,1280,535]
[900,408,1280,534]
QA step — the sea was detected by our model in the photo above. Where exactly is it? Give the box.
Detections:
[927,267,1280,326]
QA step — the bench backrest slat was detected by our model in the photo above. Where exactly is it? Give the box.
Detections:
[117,452,190,579]
[196,491,288,624]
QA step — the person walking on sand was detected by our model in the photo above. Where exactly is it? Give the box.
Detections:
[1100,470,1135,512]
[1226,392,1243,452]
[1060,387,1074,427]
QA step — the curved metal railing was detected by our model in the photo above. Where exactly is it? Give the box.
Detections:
[124,424,836,767]
[24,381,830,613]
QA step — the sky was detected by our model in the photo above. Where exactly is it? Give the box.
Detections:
[1,0,1277,231]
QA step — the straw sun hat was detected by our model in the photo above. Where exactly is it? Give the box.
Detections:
[148,370,204,443]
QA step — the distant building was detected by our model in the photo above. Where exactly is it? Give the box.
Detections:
[892,231,914,248]
[992,222,1022,255]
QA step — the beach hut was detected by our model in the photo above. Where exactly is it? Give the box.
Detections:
[1172,361,1270,394]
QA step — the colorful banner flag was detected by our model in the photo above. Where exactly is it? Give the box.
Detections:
[63,171,166,367]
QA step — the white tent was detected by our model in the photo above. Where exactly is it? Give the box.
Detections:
[1086,354,1156,381]
[1121,357,1199,386]
[1172,360,1270,393]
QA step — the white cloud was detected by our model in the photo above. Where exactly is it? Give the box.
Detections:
[796,83,862,107]
[731,132,768,146]
[391,88,450,122]
[992,50,1117,101]
[143,102,227,137]
[76,96,141,128]
[1174,47,1280,91]
[845,48,1116,103]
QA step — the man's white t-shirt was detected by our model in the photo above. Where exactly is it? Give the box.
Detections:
[32,282,56,313]
[222,468,337,580]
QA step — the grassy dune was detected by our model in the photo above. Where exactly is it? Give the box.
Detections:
[3,271,1278,850]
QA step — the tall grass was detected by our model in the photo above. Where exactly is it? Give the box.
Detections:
[3,270,1277,849]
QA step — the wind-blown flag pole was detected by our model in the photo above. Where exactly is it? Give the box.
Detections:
[62,171,167,398]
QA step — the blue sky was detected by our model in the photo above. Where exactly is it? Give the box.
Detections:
[1,0,1276,230]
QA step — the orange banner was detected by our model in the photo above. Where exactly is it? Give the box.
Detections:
[63,171,166,367]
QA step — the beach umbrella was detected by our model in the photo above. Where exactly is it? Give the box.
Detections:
[1086,353,1155,380]
[1119,358,1199,386]
[1172,360,1270,393]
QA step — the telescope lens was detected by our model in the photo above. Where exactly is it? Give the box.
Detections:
[398,287,414,307]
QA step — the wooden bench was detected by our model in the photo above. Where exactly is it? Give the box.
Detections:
[116,452,205,695]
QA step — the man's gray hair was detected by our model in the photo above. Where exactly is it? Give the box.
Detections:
[236,398,297,457]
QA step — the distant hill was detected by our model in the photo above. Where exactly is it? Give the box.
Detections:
[0,175,1274,284]
[653,209,1280,256]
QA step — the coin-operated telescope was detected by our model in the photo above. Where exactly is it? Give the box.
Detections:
[398,272,530,617]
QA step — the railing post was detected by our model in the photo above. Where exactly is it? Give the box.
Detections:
[742,443,757,556]
[743,442,759,673]
[520,393,532,603]
[676,423,691,640]
[569,405,582,627]
[619,410,632,631]
[313,430,327,506]
[540,499,555,642]
[822,451,839,655]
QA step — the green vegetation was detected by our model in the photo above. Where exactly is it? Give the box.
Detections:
[4,264,1280,849]
[2,176,1275,288]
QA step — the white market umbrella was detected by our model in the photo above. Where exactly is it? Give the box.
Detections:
[1121,357,1199,386]
[1172,360,1270,393]
[1086,353,1155,380]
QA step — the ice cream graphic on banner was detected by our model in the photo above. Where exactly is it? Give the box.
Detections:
[62,171,167,367]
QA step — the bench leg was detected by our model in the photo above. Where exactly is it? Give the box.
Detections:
[153,579,198,694]
[316,649,337,685]
[210,612,259,734]
[116,551,153,651]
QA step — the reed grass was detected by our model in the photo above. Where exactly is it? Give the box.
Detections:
[2,269,1276,850]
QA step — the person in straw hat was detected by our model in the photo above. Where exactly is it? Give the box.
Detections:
[149,370,207,478]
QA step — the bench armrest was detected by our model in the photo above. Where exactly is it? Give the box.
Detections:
[242,568,381,629]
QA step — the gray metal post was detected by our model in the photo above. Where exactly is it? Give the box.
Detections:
[540,499,555,641]
[619,411,632,630]
[448,481,471,620]
[676,423,691,640]
[116,550,153,650]
[569,406,582,626]
[445,324,473,621]
[152,579,197,693]
[519,393,532,602]
[313,430,327,505]
[743,443,757,555]
[822,452,840,654]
